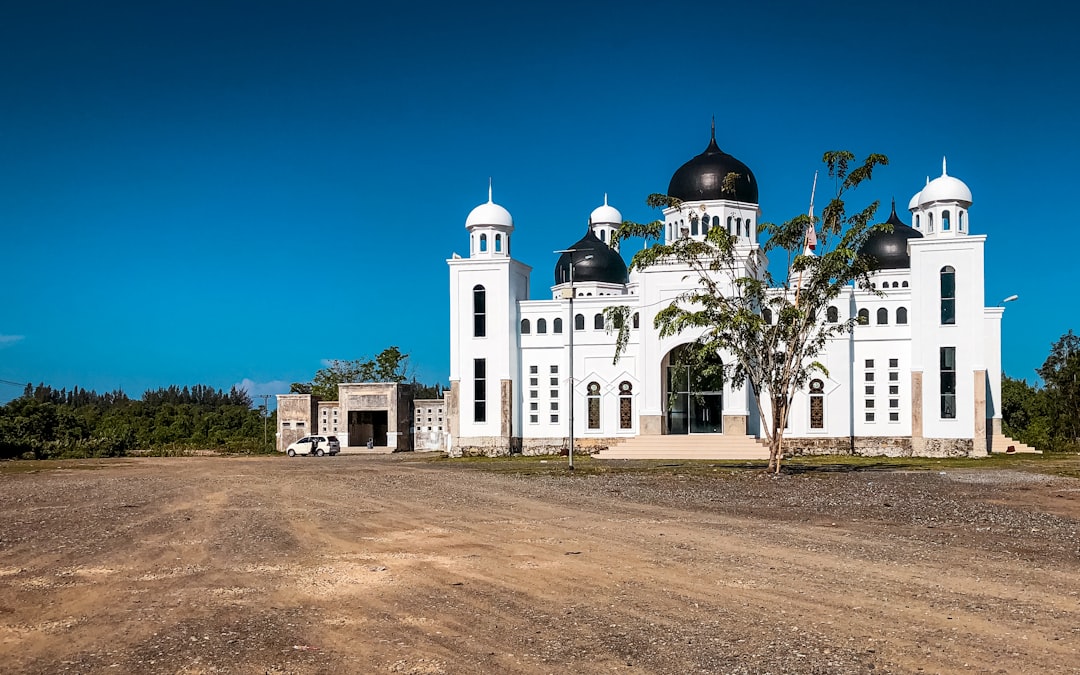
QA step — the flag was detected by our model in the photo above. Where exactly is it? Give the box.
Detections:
[805,219,817,251]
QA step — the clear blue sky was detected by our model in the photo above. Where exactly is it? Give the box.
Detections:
[2,0,1075,404]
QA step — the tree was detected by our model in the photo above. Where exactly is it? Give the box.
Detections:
[1036,330,1080,450]
[304,346,413,401]
[609,151,888,473]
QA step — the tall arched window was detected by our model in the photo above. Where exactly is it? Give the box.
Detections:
[619,381,633,429]
[600,230,606,242]
[473,285,486,337]
[667,223,673,240]
[809,379,825,430]
[942,210,951,231]
[745,218,752,235]
[857,308,869,325]
[691,216,699,236]
[827,306,839,323]
[479,234,488,252]
[959,211,965,232]
[762,308,773,324]
[712,215,720,232]
[702,215,710,234]
[574,313,585,330]
[587,381,601,430]
[897,307,908,324]
[537,318,547,334]
[877,308,888,325]
[915,214,921,229]
[520,318,530,334]
[727,215,733,232]
[553,318,563,333]
[593,313,604,330]
[495,234,502,252]
[928,213,935,233]
[632,312,640,329]
[940,266,956,325]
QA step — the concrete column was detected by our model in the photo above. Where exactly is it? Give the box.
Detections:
[910,371,925,455]
[973,370,987,457]
[500,379,513,440]
[723,415,748,435]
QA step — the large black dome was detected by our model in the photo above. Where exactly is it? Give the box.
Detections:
[554,230,628,285]
[860,201,923,270]
[668,128,758,204]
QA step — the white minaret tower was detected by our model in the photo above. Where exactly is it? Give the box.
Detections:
[908,158,973,237]
[589,194,622,250]
[447,182,531,455]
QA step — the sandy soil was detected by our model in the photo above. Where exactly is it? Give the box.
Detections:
[1,455,1078,674]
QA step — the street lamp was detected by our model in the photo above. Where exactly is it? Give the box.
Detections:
[1002,294,1018,304]
[554,248,593,470]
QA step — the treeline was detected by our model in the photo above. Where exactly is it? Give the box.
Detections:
[0,383,272,460]
[1002,330,1080,453]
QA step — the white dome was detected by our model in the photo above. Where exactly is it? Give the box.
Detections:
[465,183,513,229]
[918,158,972,206]
[590,194,622,225]
[907,190,922,211]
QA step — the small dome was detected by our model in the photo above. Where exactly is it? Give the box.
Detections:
[465,183,514,229]
[907,190,921,211]
[668,126,758,204]
[554,230,628,285]
[590,194,622,225]
[860,200,924,270]
[918,158,972,206]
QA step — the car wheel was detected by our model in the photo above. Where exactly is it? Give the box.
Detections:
[287,449,296,457]
[316,448,325,457]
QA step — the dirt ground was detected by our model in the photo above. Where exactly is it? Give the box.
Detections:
[1,455,1078,675]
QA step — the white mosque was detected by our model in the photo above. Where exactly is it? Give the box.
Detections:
[445,130,1031,459]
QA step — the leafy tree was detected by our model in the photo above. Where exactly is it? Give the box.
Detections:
[300,346,414,400]
[1037,329,1080,449]
[609,151,888,473]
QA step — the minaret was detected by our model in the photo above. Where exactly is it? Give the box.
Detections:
[908,157,973,237]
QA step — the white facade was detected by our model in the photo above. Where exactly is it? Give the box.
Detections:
[447,143,1010,458]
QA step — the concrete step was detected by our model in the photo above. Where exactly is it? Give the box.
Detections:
[988,435,1041,454]
[595,434,770,460]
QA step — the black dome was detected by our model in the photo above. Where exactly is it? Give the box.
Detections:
[668,128,758,204]
[860,200,924,270]
[554,230,628,285]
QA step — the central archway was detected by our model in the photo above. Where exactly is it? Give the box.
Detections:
[664,344,724,434]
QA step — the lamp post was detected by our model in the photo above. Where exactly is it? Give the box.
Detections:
[554,249,593,470]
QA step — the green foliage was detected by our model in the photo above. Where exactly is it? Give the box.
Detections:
[609,152,889,472]
[1003,330,1080,452]
[0,383,271,459]
[294,346,429,401]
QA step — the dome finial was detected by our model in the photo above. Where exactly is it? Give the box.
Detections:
[604,192,608,206]
[890,197,897,217]
[488,177,493,203]
[710,116,716,142]
[942,156,948,176]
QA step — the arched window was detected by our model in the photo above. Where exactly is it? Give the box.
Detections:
[940,266,956,324]
[712,216,720,232]
[877,308,888,325]
[587,381,601,430]
[959,211,965,232]
[736,218,743,236]
[827,306,839,323]
[494,234,502,252]
[619,381,633,429]
[897,307,908,324]
[892,282,899,289]
[942,210,951,231]
[574,313,585,330]
[762,308,773,324]
[902,281,909,288]
[632,312,640,329]
[691,216,699,236]
[727,215,733,233]
[667,223,673,240]
[702,215,710,234]
[857,308,869,325]
[520,318,530,334]
[479,234,488,252]
[745,218,752,235]
[537,318,547,334]
[594,313,604,330]
[809,378,825,430]
[553,318,563,333]
[928,213,935,233]
[473,285,486,337]
[915,214,921,229]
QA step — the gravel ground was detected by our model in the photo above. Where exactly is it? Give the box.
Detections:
[0,455,1078,674]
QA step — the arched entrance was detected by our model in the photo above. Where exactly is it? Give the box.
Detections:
[664,344,724,434]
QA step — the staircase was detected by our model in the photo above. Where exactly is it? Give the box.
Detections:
[987,434,1040,454]
[593,434,770,460]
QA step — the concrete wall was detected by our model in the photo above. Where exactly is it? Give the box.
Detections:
[275,394,318,452]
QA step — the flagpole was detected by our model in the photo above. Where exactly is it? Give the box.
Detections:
[794,171,818,307]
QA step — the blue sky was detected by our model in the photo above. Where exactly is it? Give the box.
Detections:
[2,0,1075,405]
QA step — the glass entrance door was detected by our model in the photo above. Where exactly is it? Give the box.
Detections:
[690,394,723,433]
[666,347,724,434]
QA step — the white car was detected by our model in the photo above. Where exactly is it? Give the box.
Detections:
[285,435,340,457]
